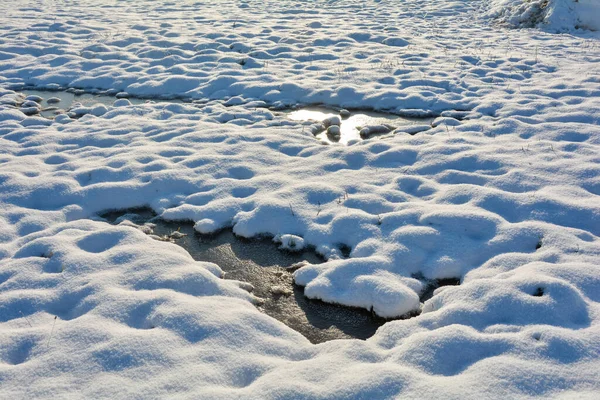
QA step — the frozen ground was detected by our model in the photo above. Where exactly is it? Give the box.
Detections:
[1,0,600,398]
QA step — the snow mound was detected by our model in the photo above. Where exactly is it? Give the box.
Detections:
[273,234,306,252]
[488,0,600,31]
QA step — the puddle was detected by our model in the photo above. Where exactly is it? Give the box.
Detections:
[100,208,388,343]
[16,89,182,119]
[287,107,433,145]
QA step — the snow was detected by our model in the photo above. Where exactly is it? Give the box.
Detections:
[1,0,600,398]
[273,234,306,252]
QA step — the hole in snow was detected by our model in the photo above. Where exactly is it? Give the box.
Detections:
[418,277,461,303]
[337,243,352,258]
[99,208,387,344]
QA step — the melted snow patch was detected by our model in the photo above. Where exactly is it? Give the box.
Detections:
[287,107,434,145]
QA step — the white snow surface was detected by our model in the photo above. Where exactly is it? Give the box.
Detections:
[1,0,600,398]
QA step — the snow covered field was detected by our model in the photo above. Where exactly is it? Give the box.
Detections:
[1,0,599,398]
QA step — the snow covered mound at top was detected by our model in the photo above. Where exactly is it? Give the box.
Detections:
[488,0,600,31]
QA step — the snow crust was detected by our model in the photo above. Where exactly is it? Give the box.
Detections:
[1,0,600,398]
